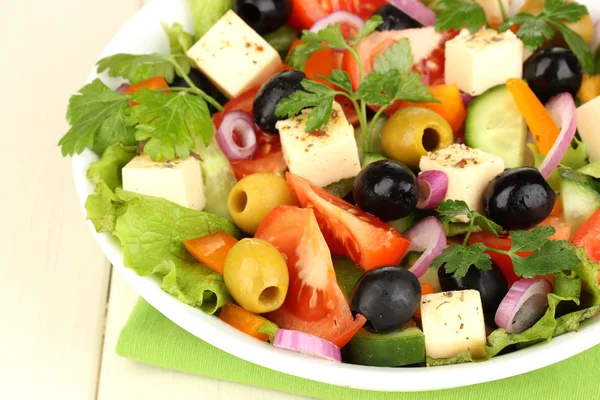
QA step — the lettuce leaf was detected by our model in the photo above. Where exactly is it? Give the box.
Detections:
[86,143,136,191]
[189,0,233,39]
[427,247,600,366]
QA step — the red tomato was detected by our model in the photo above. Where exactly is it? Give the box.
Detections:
[342,30,452,91]
[573,209,600,264]
[288,0,387,30]
[468,216,572,286]
[255,206,366,347]
[212,87,287,179]
[286,173,410,270]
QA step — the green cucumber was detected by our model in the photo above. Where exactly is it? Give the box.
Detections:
[324,177,354,199]
[388,214,416,233]
[263,25,299,59]
[333,256,364,301]
[559,168,600,229]
[344,327,426,367]
[465,84,527,168]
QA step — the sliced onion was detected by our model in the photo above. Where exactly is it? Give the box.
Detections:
[386,0,437,26]
[538,93,577,179]
[274,329,342,362]
[404,217,447,278]
[460,92,474,107]
[416,170,448,209]
[116,83,130,93]
[216,110,258,161]
[495,279,553,334]
[310,11,365,35]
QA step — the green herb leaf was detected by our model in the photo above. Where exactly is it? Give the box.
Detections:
[431,243,492,279]
[286,42,329,70]
[512,240,580,278]
[550,21,595,74]
[275,79,337,132]
[96,53,191,84]
[435,0,489,34]
[543,0,588,22]
[86,143,136,191]
[162,22,195,55]
[514,15,555,50]
[355,15,383,42]
[373,38,413,74]
[58,79,136,156]
[356,73,392,106]
[509,226,556,253]
[388,72,439,103]
[437,200,502,236]
[126,89,212,161]
[315,24,348,49]
[315,70,353,93]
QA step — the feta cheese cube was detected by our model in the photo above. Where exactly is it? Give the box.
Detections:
[445,28,523,96]
[419,144,505,213]
[122,155,206,210]
[421,290,487,359]
[186,10,282,99]
[276,102,361,187]
[576,96,600,162]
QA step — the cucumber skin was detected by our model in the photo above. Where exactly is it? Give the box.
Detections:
[344,327,426,367]
[465,84,526,168]
[559,169,600,228]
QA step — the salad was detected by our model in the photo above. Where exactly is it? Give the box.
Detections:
[59,0,600,367]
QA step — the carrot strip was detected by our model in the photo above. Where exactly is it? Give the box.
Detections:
[219,303,270,342]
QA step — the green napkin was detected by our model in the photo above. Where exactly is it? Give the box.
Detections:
[117,299,600,400]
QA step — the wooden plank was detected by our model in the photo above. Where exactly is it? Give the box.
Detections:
[98,271,305,400]
[0,0,141,398]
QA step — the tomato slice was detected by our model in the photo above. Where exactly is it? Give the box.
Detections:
[286,173,410,270]
[469,216,572,286]
[573,209,600,264]
[288,0,387,30]
[255,205,366,346]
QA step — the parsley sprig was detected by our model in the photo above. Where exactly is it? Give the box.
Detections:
[431,200,579,278]
[435,0,594,73]
[277,16,438,153]
[59,23,223,162]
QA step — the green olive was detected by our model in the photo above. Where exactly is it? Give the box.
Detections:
[223,238,289,313]
[228,173,297,235]
[380,107,453,169]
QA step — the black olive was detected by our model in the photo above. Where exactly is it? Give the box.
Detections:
[351,266,421,333]
[438,264,508,325]
[523,48,583,104]
[253,70,305,133]
[372,4,422,32]
[234,0,292,34]
[483,167,557,230]
[353,160,419,221]
[170,69,227,113]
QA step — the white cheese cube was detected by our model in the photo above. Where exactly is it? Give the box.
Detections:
[419,144,505,213]
[576,96,600,162]
[186,10,282,99]
[445,28,524,96]
[421,290,487,359]
[276,102,361,187]
[122,155,206,210]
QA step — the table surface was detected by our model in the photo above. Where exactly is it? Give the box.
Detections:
[0,0,304,398]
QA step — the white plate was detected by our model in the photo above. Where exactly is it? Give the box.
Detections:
[72,0,600,392]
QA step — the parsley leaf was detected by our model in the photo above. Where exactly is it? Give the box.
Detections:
[286,43,328,70]
[513,240,580,278]
[315,70,353,93]
[435,0,489,34]
[373,39,413,74]
[431,243,492,279]
[126,89,212,161]
[550,21,595,74]
[543,0,588,21]
[509,226,555,253]
[59,79,136,156]
[355,15,383,42]
[437,200,503,236]
[512,15,555,49]
[97,53,191,84]
[275,79,337,132]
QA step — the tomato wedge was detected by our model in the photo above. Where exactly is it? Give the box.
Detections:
[288,0,387,30]
[468,216,572,286]
[573,209,600,265]
[255,205,365,347]
[286,173,410,270]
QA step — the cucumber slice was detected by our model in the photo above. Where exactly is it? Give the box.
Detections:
[465,84,527,168]
[344,327,426,367]
[388,213,416,233]
[332,256,364,302]
[559,168,600,229]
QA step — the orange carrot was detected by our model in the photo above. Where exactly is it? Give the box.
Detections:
[184,231,238,274]
[506,78,560,154]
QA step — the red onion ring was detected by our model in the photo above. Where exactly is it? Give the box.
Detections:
[310,11,365,35]
[116,83,130,93]
[274,329,342,362]
[538,93,577,179]
[495,279,553,334]
[215,110,258,161]
[386,0,437,26]
[416,170,449,209]
[404,217,447,278]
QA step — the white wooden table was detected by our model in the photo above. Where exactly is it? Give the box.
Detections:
[0,0,303,398]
